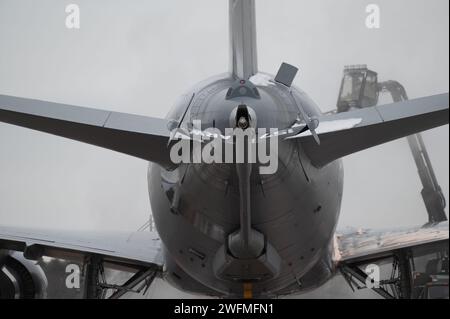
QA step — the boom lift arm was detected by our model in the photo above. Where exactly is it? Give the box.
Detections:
[379,80,447,225]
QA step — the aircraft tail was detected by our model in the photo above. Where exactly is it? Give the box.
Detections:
[229,0,258,80]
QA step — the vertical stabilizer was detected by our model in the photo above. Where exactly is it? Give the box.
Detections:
[229,0,258,79]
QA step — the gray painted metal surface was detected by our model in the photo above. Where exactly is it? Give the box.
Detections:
[293,93,449,167]
[0,94,174,169]
[275,63,299,87]
[229,0,258,79]
[0,225,164,268]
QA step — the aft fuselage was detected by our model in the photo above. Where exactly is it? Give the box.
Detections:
[148,74,344,298]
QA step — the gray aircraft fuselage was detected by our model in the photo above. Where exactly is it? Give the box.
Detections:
[148,73,343,298]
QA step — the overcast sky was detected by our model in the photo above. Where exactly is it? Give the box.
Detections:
[0,0,448,298]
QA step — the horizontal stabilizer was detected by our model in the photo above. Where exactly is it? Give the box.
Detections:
[0,95,175,169]
[291,93,449,167]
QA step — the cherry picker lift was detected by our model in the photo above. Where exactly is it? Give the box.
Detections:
[336,65,448,299]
